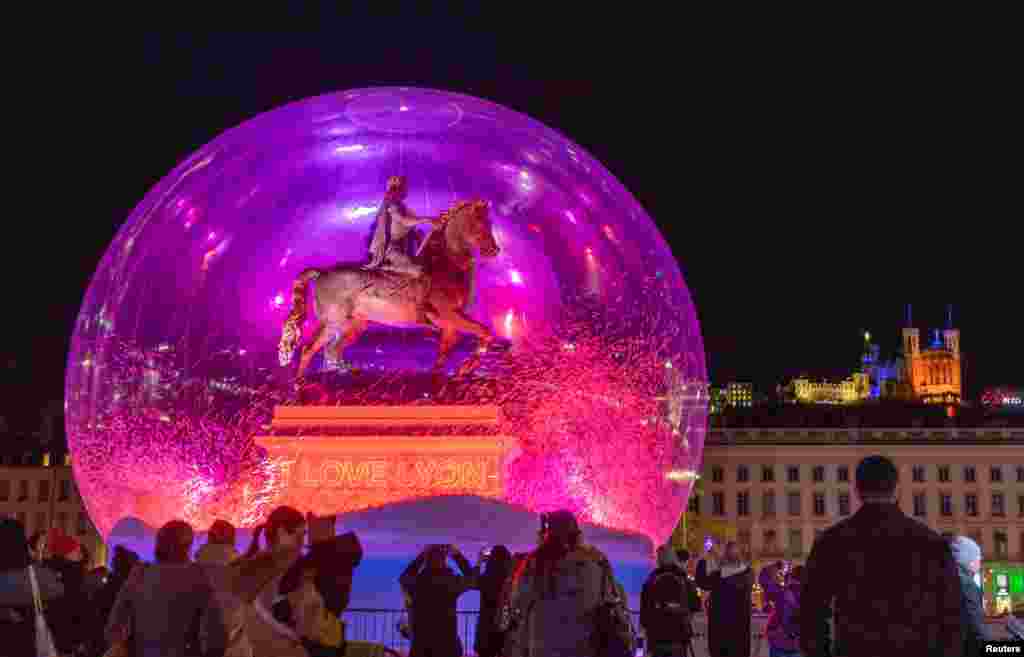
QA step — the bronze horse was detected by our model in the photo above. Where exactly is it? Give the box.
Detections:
[278,199,500,379]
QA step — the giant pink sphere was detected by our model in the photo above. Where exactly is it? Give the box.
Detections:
[65,88,706,546]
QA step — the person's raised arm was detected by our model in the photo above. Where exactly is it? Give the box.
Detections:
[449,545,478,593]
[390,206,440,228]
[399,549,429,594]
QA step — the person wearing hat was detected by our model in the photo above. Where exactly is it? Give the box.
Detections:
[42,527,88,654]
[505,510,624,657]
[950,536,989,656]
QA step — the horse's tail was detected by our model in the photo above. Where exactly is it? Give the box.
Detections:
[278,268,322,366]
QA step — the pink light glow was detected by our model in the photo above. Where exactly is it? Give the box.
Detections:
[208,232,217,241]
[566,210,577,224]
[509,270,524,285]
[272,293,285,308]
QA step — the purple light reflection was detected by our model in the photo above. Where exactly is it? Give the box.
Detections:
[65,88,706,546]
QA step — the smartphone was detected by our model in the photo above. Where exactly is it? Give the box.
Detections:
[482,548,493,559]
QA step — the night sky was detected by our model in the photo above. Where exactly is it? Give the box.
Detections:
[4,30,1018,433]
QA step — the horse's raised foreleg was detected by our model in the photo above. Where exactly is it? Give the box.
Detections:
[297,324,330,379]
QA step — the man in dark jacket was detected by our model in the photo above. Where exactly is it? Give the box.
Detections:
[695,540,753,657]
[400,544,478,657]
[801,455,962,657]
[950,536,989,656]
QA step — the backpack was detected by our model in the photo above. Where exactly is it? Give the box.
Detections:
[641,569,693,643]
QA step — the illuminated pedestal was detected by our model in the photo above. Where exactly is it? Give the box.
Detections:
[254,406,511,517]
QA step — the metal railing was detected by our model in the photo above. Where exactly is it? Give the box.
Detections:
[341,609,770,656]
[341,608,648,655]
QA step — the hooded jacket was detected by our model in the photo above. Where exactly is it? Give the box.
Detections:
[505,542,615,657]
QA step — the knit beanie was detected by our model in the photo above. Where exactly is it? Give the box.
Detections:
[950,536,981,569]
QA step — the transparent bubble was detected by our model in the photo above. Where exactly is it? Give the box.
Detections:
[66,88,706,546]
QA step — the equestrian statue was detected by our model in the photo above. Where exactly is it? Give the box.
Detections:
[278,176,501,380]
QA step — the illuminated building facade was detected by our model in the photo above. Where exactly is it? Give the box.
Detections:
[0,449,106,565]
[902,305,961,405]
[699,426,1024,614]
[725,383,753,409]
[788,373,870,405]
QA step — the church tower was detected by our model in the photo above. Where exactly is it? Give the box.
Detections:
[943,304,960,356]
[902,304,920,357]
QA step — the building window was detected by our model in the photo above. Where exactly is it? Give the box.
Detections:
[77,513,89,535]
[738,529,751,552]
[763,491,776,517]
[788,492,801,516]
[912,466,926,483]
[964,466,976,483]
[16,511,26,526]
[688,495,701,515]
[35,512,47,533]
[38,480,50,503]
[913,493,927,517]
[764,530,778,554]
[837,466,849,483]
[812,466,825,483]
[991,466,1003,483]
[737,465,749,483]
[787,466,800,483]
[712,492,725,516]
[737,492,750,517]
[993,493,1005,517]
[838,492,850,516]
[814,528,824,544]
[941,493,953,516]
[761,465,775,483]
[58,480,71,502]
[995,531,1008,559]
[1018,494,1024,517]
[57,512,68,534]
[788,529,803,557]
[711,466,724,483]
[938,466,951,483]
[965,494,978,517]
[17,481,28,501]
[1018,466,1024,483]
[813,492,826,516]
[0,480,9,502]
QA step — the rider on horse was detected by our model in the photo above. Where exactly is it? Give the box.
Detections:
[364,176,443,325]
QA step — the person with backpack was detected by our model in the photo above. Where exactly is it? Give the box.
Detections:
[763,565,804,657]
[641,545,695,657]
